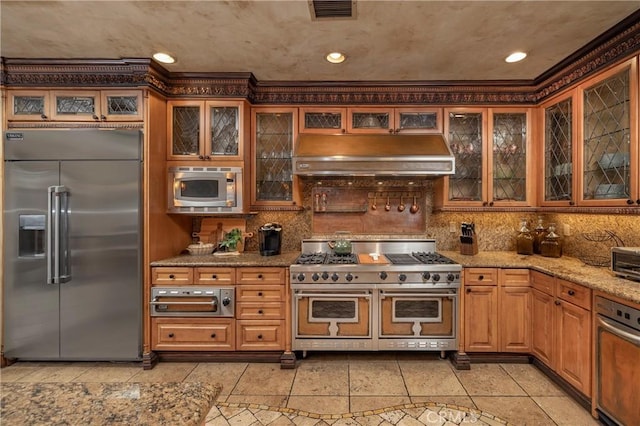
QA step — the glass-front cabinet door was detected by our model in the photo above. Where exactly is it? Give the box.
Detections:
[579,59,638,206]
[347,107,394,133]
[299,107,346,134]
[488,109,531,206]
[168,100,246,161]
[541,91,577,206]
[251,107,300,208]
[443,108,486,206]
[393,108,443,134]
[8,90,51,121]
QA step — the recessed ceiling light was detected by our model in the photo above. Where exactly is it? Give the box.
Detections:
[153,52,176,64]
[505,52,527,63]
[326,52,346,64]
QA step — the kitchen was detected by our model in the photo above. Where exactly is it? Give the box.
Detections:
[2,1,640,425]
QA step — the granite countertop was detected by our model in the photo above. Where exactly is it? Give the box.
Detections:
[442,250,640,305]
[1,382,220,426]
[150,251,300,267]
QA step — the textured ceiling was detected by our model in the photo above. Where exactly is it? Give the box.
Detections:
[1,1,639,82]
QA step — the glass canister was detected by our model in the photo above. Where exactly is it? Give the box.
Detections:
[540,223,563,258]
[533,216,547,254]
[516,219,534,255]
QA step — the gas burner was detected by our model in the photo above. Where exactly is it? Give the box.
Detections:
[411,252,456,265]
[326,253,358,264]
[295,252,327,265]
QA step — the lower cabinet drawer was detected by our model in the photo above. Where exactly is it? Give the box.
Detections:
[151,318,235,351]
[151,267,193,285]
[236,302,285,320]
[236,320,285,351]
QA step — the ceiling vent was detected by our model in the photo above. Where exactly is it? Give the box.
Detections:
[309,0,356,20]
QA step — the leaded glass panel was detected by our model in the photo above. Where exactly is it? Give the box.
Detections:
[447,112,483,201]
[492,113,527,201]
[210,106,239,155]
[13,96,45,115]
[56,96,95,115]
[351,112,389,129]
[305,112,342,129]
[172,106,200,156]
[106,95,138,115]
[583,69,630,200]
[398,112,438,130]
[255,112,293,201]
[545,98,573,201]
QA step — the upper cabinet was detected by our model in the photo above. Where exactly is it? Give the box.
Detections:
[167,99,248,161]
[540,90,578,206]
[299,107,442,134]
[250,107,301,209]
[436,107,533,208]
[8,90,143,122]
[577,59,639,207]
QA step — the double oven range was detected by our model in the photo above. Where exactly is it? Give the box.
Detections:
[291,239,461,356]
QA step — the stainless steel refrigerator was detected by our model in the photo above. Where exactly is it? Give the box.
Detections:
[3,129,142,360]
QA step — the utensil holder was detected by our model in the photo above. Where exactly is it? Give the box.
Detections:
[460,236,478,255]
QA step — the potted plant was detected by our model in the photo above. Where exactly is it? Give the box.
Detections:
[219,228,243,252]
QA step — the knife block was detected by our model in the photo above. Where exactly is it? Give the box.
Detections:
[460,236,478,255]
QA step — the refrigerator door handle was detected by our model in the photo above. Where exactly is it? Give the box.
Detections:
[47,186,71,284]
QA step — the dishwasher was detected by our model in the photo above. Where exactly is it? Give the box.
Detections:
[595,296,640,426]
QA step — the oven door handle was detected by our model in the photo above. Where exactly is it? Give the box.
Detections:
[295,293,371,299]
[597,315,640,346]
[151,299,218,306]
[380,292,455,299]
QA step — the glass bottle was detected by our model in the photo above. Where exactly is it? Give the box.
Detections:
[541,223,562,258]
[533,216,547,254]
[516,219,534,255]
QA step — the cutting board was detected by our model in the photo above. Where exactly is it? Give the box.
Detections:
[357,254,390,265]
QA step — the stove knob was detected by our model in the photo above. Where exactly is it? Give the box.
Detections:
[297,273,306,282]
[312,273,320,281]
[331,273,339,282]
[222,297,231,306]
[432,273,440,282]
[379,271,388,280]
[345,273,354,282]
[398,274,407,282]
[322,272,329,280]
[447,273,455,282]
[422,272,431,281]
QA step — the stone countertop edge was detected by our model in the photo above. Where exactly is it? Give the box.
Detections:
[150,250,639,305]
[0,382,221,426]
[442,250,640,306]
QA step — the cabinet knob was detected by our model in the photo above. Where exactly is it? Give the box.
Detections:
[569,201,575,206]
[554,300,561,306]
[466,288,471,293]
[478,275,484,280]
[627,199,634,205]
[258,274,263,279]
[169,274,175,279]
[341,128,346,134]
[168,333,175,338]
[198,155,204,160]
[258,292,263,296]
[100,115,107,121]
[92,114,99,121]
[568,290,575,296]
[257,334,263,339]
[489,201,494,207]
[204,155,211,160]
[258,309,264,314]
[211,274,217,279]
[482,201,488,207]
[40,113,48,120]
[637,199,640,205]
[210,333,216,338]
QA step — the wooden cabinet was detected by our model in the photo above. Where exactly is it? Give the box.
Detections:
[236,267,287,351]
[250,107,300,208]
[530,271,592,396]
[167,99,248,161]
[577,58,639,207]
[437,107,533,208]
[464,268,530,353]
[151,318,235,351]
[7,89,143,122]
[299,107,347,134]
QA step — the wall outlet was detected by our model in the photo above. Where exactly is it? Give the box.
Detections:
[449,222,457,233]
[563,224,571,236]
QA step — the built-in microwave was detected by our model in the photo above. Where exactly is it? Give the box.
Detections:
[168,166,243,214]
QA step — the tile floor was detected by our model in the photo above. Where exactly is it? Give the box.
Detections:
[0,352,599,426]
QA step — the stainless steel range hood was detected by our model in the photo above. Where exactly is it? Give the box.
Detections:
[293,134,455,176]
